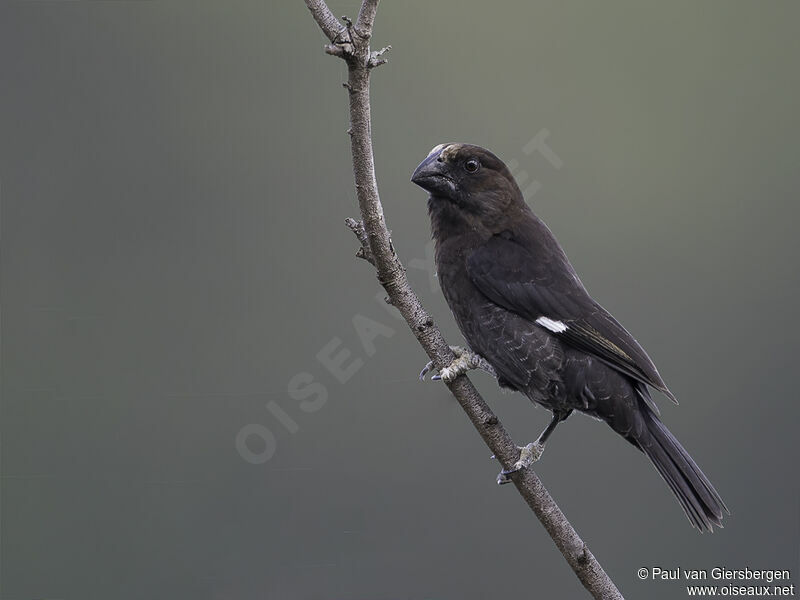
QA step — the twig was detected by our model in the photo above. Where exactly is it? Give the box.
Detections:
[344,217,376,266]
[302,2,624,598]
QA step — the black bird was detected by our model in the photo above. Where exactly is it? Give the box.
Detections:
[412,143,727,532]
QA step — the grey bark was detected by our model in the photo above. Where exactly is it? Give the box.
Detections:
[302,1,624,598]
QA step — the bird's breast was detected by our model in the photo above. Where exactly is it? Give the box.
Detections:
[434,237,566,400]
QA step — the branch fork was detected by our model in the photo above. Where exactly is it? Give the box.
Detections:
[307,0,388,68]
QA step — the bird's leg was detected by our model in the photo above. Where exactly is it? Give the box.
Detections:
[496,410,572,485]
[419,346,496,383]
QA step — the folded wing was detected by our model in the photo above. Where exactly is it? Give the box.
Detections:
[466,232,676,403]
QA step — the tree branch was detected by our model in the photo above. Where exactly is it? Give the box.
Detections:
[303,2,624,598]
[304,0,346,44]
[354,0,379,38]
[344,217,376,266]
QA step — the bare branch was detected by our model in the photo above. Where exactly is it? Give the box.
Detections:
[344,217,376,266]
[368,45,392,68]
[304,0,345,43]
[355,0,379,38]
[303,1,624,598]
[324,43,346,59]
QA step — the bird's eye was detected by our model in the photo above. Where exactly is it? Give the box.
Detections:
[464,158,480,173]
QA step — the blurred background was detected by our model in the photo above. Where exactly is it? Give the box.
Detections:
[2,1,798,598]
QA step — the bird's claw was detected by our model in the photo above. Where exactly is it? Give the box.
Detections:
[496,442,545,485]
[419,360,435,381]
[419,346,495,383]
[437,358,471,383]
[419,362,447,381]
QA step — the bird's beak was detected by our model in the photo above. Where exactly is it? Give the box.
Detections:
[411,145,456,197]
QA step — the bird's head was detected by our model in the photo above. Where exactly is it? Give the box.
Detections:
[411,143,524,219]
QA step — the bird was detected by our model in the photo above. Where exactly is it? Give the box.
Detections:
[411,142,728,532]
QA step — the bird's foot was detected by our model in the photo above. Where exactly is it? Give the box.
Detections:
[496,442,545,485]
[419,346,496,383]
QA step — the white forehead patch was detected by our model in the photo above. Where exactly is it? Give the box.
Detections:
[427,143,449,158]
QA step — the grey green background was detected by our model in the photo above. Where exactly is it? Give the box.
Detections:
[2,1,798,598]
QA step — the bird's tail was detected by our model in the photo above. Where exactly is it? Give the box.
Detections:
[634,405,728,532]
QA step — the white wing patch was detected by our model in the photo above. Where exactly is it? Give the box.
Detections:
[536,316,568,333]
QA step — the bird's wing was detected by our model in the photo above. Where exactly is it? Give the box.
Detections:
[466,233,676,402]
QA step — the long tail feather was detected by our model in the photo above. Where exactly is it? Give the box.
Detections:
[635,406,728,532]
